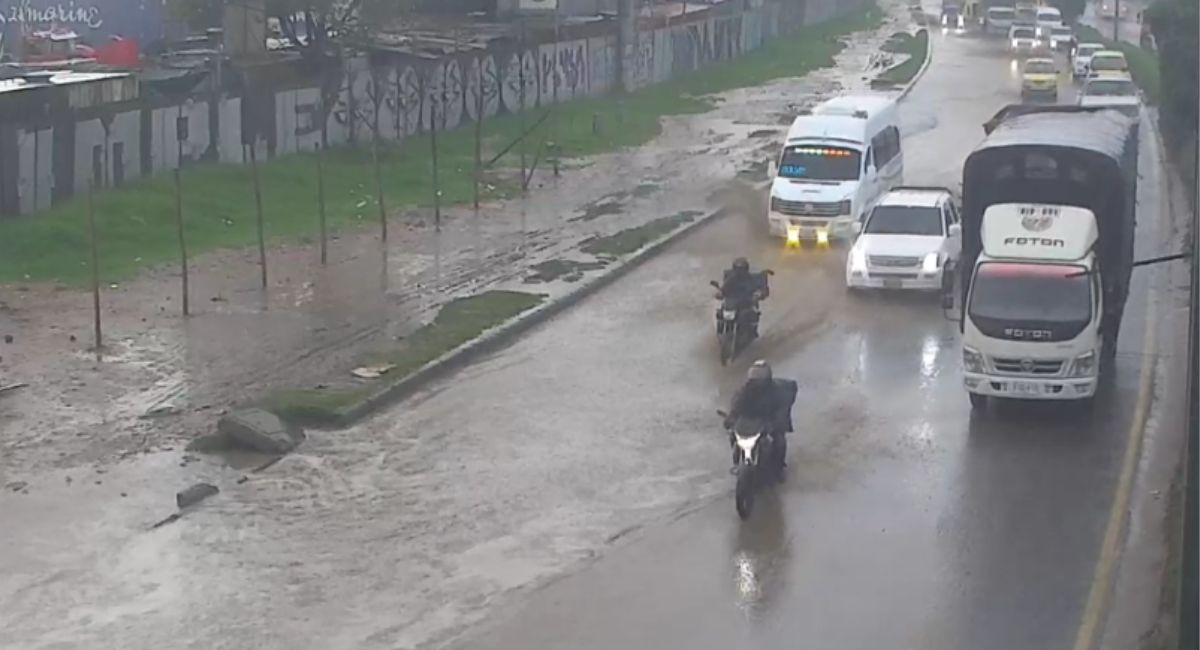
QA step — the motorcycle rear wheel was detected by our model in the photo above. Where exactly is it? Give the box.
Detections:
[719,328,736,366]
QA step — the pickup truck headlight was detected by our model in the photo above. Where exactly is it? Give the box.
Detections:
[1070,351,1097,377]
[1011,38,1019,47]
[850,247,867,272]
[963,347,985,373]
[838,199,852,215]
[922,253,940,273]
[770,196,780,212]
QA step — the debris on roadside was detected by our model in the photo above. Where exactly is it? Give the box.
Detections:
[187,408,306,455]
[176,483,220,509]
[0,383,28,397]
[352,364,396,380]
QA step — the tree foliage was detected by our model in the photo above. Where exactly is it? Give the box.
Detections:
[1048,0,1087,21]
[1146,0,1198,139]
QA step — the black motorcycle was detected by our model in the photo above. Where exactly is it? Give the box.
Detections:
[709,270,772,366]
[718,412,783,519]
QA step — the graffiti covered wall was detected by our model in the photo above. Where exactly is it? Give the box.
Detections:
[0,0,868,216]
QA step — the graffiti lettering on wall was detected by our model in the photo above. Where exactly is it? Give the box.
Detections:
[465,56,502,121]
[631,35,655,90]
[2,4,833,215]
[501,50,539,113]
[1,1,104,28]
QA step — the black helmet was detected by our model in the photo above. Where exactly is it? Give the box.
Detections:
[747,359,773,382]
[732,257,750,273]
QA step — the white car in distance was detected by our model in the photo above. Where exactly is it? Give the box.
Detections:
[1078,74,1142,117]
[1072,42,1105,78]
[1009,25,1044,54]
[846,187,962,291]
[1048,25,1074,51]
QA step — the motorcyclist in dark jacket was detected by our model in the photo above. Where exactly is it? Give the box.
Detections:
[718,258,768,338]
[724,360,797,471]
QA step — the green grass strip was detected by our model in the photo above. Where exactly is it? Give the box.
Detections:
[876,29,929,85]
[0,3,881,288]
[261,290,543,425]
[580,210,703,257]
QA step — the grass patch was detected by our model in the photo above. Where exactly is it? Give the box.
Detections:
[261,290,543,425]
[261,387,373,427]
[0,4,881,288]
[875,29,929,85]
[1075,24,1161,104]
[881,31,915,53]
[524,259,607,283]
[580,210,703,257]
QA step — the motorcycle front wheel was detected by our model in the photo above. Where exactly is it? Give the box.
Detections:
[735,464,755,519]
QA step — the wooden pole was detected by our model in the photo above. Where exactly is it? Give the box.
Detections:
[373,137,387,242]
[474,62,484,211]
[316,143,328,265]
[1112,0,1121,41]
[86,184,102,356]
[249,141,267,289]
[552,0,561,178]
[519,21,528,192]
[431,95,442,233]
[174,168,189,316]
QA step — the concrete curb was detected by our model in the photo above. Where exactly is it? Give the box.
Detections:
[897,27,934,101]
[334,181,772,427]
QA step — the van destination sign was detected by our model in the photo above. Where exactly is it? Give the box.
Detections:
[0,1,104,29]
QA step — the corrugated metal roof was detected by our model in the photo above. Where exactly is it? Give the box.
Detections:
[975,105,1134,161]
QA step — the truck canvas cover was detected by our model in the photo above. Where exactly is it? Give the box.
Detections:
[961,105,1138,321]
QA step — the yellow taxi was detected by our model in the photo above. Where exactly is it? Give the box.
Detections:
[1021,57,1059,100]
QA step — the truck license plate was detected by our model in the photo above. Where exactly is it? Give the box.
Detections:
[1010,381,1041,395]
[883,278,903,289]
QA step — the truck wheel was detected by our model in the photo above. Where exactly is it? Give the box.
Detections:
[969,393,988,410]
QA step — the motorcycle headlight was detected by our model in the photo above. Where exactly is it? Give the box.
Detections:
[850,247,867,272]
[963,347,985,373]
[1070,351,1097,377]
[922,253,940,273]
[838,199,852,216]
[736,434,760,454]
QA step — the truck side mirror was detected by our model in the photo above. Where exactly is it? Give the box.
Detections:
[768,158,778,179]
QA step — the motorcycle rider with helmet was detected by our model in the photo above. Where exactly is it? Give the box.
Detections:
[717,257,769,338]
[724,360,798,472]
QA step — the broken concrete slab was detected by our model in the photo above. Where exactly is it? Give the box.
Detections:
[176,483,219,509]
[219,408,306,454]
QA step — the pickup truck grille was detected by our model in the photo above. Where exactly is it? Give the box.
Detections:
[991,357,1064,375]
[868,255,921,268]
[773,198,842,217]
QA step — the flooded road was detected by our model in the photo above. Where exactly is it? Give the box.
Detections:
[1,22,1183,650]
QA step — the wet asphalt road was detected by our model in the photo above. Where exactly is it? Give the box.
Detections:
[441,32,1172,650]
[0,26,1175,650]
